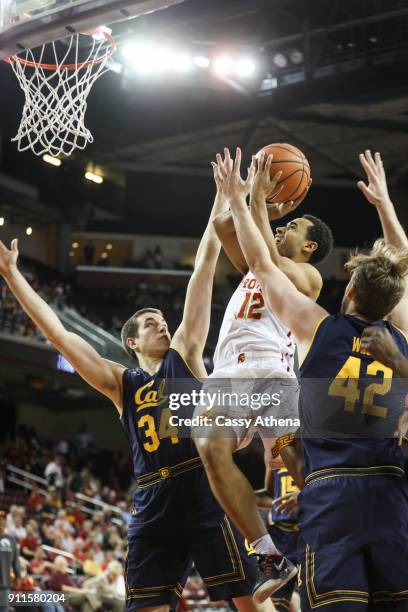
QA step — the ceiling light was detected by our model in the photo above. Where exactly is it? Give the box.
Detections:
[85,171,103,184]
[42,154,61,167]
[122,43,172,73]
[273,53,288,68]
[235,58,256,77]
[193,55,210,68]
[214,56,233,75]
[26,227,33,235]
[289,50,304,64]
[172,53,192,72]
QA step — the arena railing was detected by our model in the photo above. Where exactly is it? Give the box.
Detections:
[55,305,134,366]
[6,464,126,526]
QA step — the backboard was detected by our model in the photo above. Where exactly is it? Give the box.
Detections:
[0,0,186,59]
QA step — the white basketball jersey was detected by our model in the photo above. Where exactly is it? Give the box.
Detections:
[213,271,295,375]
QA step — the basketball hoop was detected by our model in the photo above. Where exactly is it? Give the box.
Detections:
[4,27,116,157]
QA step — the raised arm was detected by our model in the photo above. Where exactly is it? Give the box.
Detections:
[0,240,125,414]
[213,156,314,290]
[358,150,408,248]
[250,151,319,299]
[213,210,248,275]
[358,150,408,334]
[171,151,246,371]
[223,148,328,360]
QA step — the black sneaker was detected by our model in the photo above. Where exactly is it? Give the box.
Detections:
[253,553,297,603]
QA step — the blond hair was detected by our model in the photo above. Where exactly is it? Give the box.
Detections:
[345,239,408,320]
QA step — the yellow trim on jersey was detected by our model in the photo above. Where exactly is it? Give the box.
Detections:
[305,544,369,608]
[169,345,203,381]
[299,315,330,368]
[202,516,246,586]
[136,456,203,488]
[305,465,405,487]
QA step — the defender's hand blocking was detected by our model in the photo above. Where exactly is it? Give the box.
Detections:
[0,239,19,277]
[217,147,256,202]
[212,148,233,195]
[358,150,391,208]
[361,326,402,370]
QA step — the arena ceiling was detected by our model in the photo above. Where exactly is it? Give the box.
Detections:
[0,0,407,242]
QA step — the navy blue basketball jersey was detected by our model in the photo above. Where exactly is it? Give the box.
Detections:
[299,315,408,476]
[270,468,299,525]
[121,347,201,480]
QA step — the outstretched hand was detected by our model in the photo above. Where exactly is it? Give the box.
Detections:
[0,239,19,277]
[213,147,256,202]
[357,150,391,208]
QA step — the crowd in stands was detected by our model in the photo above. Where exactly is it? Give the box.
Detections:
[0,257,225,364]
[0,425,229,611]
[0,424,131,610]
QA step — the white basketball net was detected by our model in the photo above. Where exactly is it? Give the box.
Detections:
[8,30,114,157]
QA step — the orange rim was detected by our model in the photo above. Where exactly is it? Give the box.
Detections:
[4,30,116,70]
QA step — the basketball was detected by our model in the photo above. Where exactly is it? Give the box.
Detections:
[256,143,311,203]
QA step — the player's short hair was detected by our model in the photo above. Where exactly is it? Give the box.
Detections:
[303,215,334,264]
[121,307,162,360]
[345,239,408,320]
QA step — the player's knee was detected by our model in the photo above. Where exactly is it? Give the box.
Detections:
[194,435,234,468]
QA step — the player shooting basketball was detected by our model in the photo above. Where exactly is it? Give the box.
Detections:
[194,150,333,602]
[0,152,274,612]
[224,147,408,611]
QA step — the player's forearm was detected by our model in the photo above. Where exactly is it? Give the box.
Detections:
[194,192,228,270]
[392,354,408,382]
[377,200,408,248]
[250,196,282,265]
[230,194,274,275]
[4,265,66,343]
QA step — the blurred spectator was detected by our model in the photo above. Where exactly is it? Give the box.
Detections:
[83,243,95,266]
[141,248,154,269]
[153,245,163,269]
[20,521,40,558]
[46,556,75,592]
[6,511,26,541]
[18,557,39,592]
[75,424,93,458]
[0,510,20,605]
[66,560,125,612]
[27,485,44,513]
[29,546,53,575]
[183,574,209,606]
[44,455,64,489]
[6,506,20,534]
[56,440,69,456]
